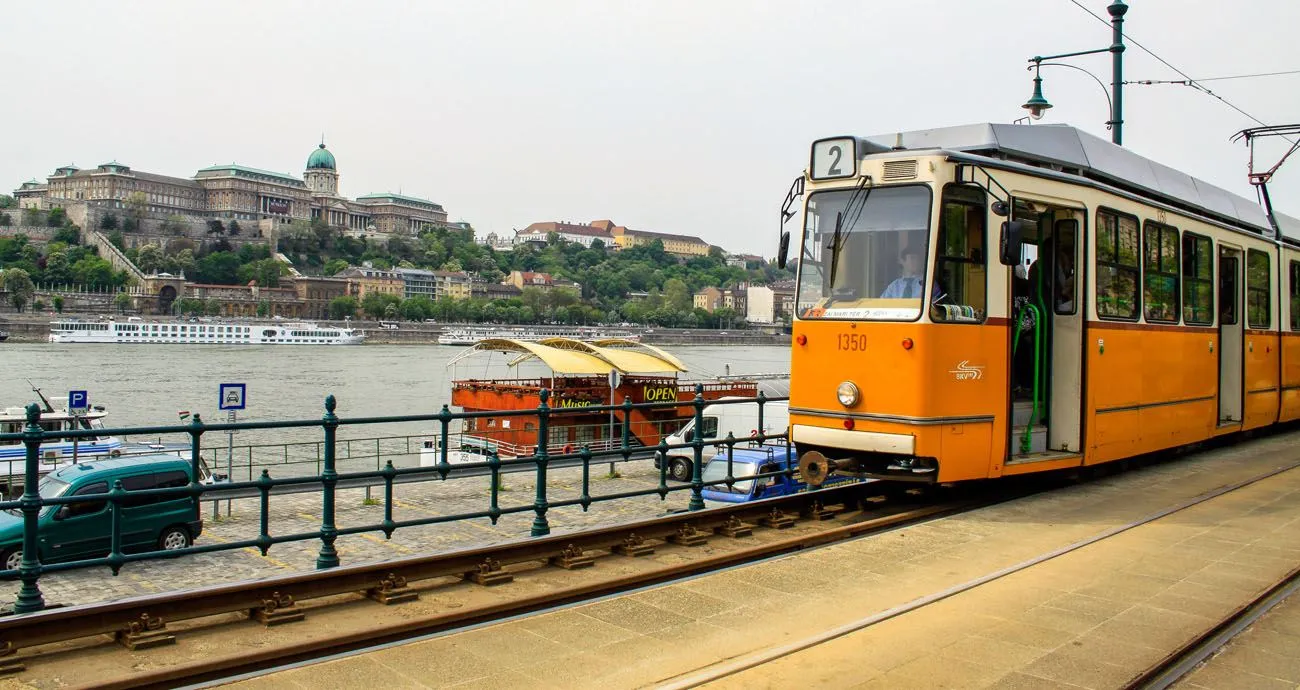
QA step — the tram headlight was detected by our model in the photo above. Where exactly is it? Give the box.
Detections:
[836,381,860,408]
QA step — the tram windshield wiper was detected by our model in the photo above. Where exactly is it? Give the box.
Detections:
[823,176,872,299]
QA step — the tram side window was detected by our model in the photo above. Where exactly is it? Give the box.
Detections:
[1182,233,1214,325]
[1247,249,1270,329]
[1143,221,1179,323]
[1095,210,1140,320]
[930,186,986,323]
[1291,261,1300,331]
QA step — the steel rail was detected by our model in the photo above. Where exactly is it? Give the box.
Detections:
[1123,564,1300,690]
[0,483,875,656]
[110,497,985,690]
[655,460,1300,690]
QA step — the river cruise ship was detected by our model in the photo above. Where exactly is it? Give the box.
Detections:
[48,318,364,345]
[437,325,639,346]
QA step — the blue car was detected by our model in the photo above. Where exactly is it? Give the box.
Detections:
[701,445,863,504]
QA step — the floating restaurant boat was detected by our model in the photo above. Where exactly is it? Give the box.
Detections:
[436,326,640,346]
[48,318,364,345]
[420,338,756,466]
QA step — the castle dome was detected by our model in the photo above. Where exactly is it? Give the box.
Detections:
[306,142,336,170]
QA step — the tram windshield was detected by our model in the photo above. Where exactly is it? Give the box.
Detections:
[796,185,932,320]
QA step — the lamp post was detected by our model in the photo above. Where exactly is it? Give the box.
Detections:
[1021,0,1127,145]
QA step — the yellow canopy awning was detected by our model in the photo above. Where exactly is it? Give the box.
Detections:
[453,337,686,375]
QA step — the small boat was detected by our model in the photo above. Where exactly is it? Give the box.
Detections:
[48,318,364,345]
[0,388,125,478]
[437,326,640,346]
[420,338,756,466]
[0,331,8,342]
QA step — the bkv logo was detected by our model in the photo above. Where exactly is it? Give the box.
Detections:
[949,360,985,381]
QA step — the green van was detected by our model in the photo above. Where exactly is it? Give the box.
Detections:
[0,454,204,571]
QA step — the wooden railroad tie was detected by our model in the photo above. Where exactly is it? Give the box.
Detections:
[714,515,754,538]
[0,642,24,676]
[613,533,655,557]
[249,592,305,626]
[366,573,419,605]
[549,544,595,570]
[116,612,175,650]
[464,557,513,586]
[760,508,795,529]
[668,523,708,547]
[803,500,840,521]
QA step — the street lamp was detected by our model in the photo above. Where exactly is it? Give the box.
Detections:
[1021,0,1127,145]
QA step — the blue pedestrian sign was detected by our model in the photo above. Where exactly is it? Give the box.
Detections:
[218,383,247,411]
[68,390,89,411]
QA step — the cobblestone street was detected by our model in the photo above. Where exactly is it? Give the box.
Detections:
[0,459,696,608]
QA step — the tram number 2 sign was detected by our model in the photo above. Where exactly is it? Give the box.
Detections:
[837,333,867,351]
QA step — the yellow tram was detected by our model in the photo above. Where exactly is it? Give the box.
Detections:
[783,123,1300,485]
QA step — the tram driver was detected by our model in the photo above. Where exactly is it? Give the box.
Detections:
[881,244,926,299]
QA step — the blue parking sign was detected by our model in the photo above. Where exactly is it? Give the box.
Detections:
[218,383,246,410]
[68,390,89,410]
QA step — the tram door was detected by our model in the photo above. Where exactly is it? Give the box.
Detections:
[1008,201,1083,457]
[1218,247,1243,424]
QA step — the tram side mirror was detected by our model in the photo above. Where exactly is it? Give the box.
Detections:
[991,200,1009,217]
[777,231,791,270]
[999,221,1025,266]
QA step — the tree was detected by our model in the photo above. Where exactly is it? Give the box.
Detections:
[206,219,225,235]
[663,278,692,313]
[383,303,399,320]
[329,295,358,320]
[228,220,242,236]
[41,249,73,285]
[322,258,348,276]
[52,226,80,245]
[100,214,119,231]
[135,244,165,274]
[194,251,241,284]
[114,291,132,313]
[361,292,401,318]
[256,300,270,317]
[107,231,125,251]
[47,207,67,228]
[162,215,188,235]
[124,192,148,224]
[52,296,64,313]
[205,299,222,316]
[31,299,46,313]
[0,195,13,209]
[3,268,35,312]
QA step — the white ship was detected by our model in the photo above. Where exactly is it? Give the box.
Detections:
[48,318,365,345]
[436,325,640,346]
[0,395,124,475]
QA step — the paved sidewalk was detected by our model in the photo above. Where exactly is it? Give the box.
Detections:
[227,431,1300,689]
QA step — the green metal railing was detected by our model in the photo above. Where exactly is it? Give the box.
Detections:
[0,387,790,614]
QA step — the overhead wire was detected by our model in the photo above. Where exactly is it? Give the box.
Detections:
[1063,0,1284,134]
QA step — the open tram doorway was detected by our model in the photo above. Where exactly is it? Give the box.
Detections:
[1218,247,1243,425]
[1007,199,1084,461]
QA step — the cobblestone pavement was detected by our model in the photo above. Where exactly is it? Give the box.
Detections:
[0,459,696,608]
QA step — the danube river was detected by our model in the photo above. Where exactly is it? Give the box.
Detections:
[1,344,790,454]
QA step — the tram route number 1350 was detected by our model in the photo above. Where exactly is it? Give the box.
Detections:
[837,333,867,351]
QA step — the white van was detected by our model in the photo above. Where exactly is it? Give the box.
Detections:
[657,397,790,482]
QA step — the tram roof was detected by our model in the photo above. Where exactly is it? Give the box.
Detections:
[855,123,1300,241]
[449,338,685,375]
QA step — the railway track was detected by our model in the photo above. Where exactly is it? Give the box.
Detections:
[0,481,1016,689]
[1123,565,1300,689]
[654,459,1300,690]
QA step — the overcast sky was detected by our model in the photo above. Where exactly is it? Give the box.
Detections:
[3,0,1298,256]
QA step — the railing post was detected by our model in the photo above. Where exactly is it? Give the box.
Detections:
[689,383,706,511]
[436,404,452,480]
[316,395,340,569]
[756,390,767,446]
[14,403,45,613]
[531,390,551,537]
[108,480,125,575]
